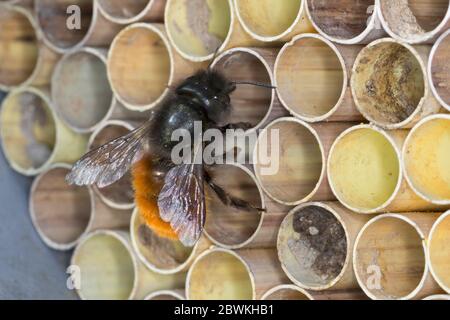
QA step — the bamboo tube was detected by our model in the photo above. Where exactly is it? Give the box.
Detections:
[130,208,211,274]
[72,230,186,300]
[145,289,185,300]
[211,47,285,132]
[277,202,370,292]
[354,212,444,300]
[351,38,442,129]
[203,164,265,249]
[403,115,450,206]
[377,0,450,44]
[424,294,450,300]
[234,0,315,43]
[428,29,450,111]
[186,247,289,300]
[88,120,136,210]
[0,4,59,91]
[34,0,123,54]
[427,210,450,293]
[305,0,385,44]
[107,23,203,111]
[29,164,132,250]
[253,117,353,206]
[97,0,166,24]
[165,0,263,62]
[0,87,88,176]
[275,34,364,122]
[327,124,445,214]
[261,284,313,300]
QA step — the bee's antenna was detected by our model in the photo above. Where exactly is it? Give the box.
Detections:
[207,46,222,70]
[232,81,276,90]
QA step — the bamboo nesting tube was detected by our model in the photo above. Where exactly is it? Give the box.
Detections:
[275,34,364,122]
[403,115,450,206]
[277,202,370,292]
[0,87,87,176]
[97,0,165,24]
[34,0,123,54]
[428,210,450,293]
[0,4,59,91]
[429,29,450,111]
[424,294,450,300]
[88,121,136,210]
[186,247,289,300]
[108,23,202,111]
[354,213,444,300]
[234,0,315,43]
[377,0,450,44]
[253,117,353,206]
[305,0,385,44]
[351,38,442,129]
[130,208,211,274]
[29,164,132,250]
[261,284,313,300]
[327,124,444,214]
[145,290,185,300]
[72,230,186,300]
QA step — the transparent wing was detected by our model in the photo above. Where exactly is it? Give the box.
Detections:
[66,120,153,188]
[157,163,206,247]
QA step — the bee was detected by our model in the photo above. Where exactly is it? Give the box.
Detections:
[66,67,274,247]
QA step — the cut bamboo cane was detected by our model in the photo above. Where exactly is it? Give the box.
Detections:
[203,164,264,249]
[0,87,88,176]
[34,0,123,54]
[403,115,450,205]
[234,0,315,43]
[29,164,132,250]
[351,38,442,129]
[145,289,185,300]
[424,294,450,300]
[88,120,136,210]
[277,202,370,292]
[253,117,353,206]
[107,23,203,111]
[377,0,450,44]
[305,0,385,44]
[130,208,211,274]
[275,34,364,122]
[427,210,450,293]
[211,47,285,132]
[72,230,186,300]
[186,247,289,300]
[0,4,60,91]
[328,124,446,214]
[97,0,165,24]
[165,0,262,62]
[354,212,444,300]
[261,284,313,300]
[428,29,450,111]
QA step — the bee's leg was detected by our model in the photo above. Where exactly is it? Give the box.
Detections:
[204,169,266,213]
[220,122,253,132]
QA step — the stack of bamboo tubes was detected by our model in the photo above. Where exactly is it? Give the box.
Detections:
[0,0,449,300]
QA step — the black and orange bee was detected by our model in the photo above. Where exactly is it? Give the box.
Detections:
[67,68,272,246]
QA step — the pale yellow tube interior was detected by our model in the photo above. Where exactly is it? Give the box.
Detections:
[32,167,91,245]
[263,287,311,300]
[429,213,450,291]
[235,0,301,38]
[188,251,253,300]
[355,217,426,299]
[53,51,112,131]
[98,0,150,19]
[0,91,56,172]
[0,7,38,87]
[404,118,450,202]
[431,32,450,106]
[109,26,170,107]
[254,120,323,204]
[352,42,425,126]
[328,128,400,212]
[276,37,344,119]
[36,0,93,49]
[166,0,231,59]
[73,234,135,300]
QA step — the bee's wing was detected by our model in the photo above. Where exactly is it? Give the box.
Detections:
[66,120,153,188]
[157,163,206,247]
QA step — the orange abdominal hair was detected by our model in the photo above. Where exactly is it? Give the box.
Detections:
[132,156,178,240]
